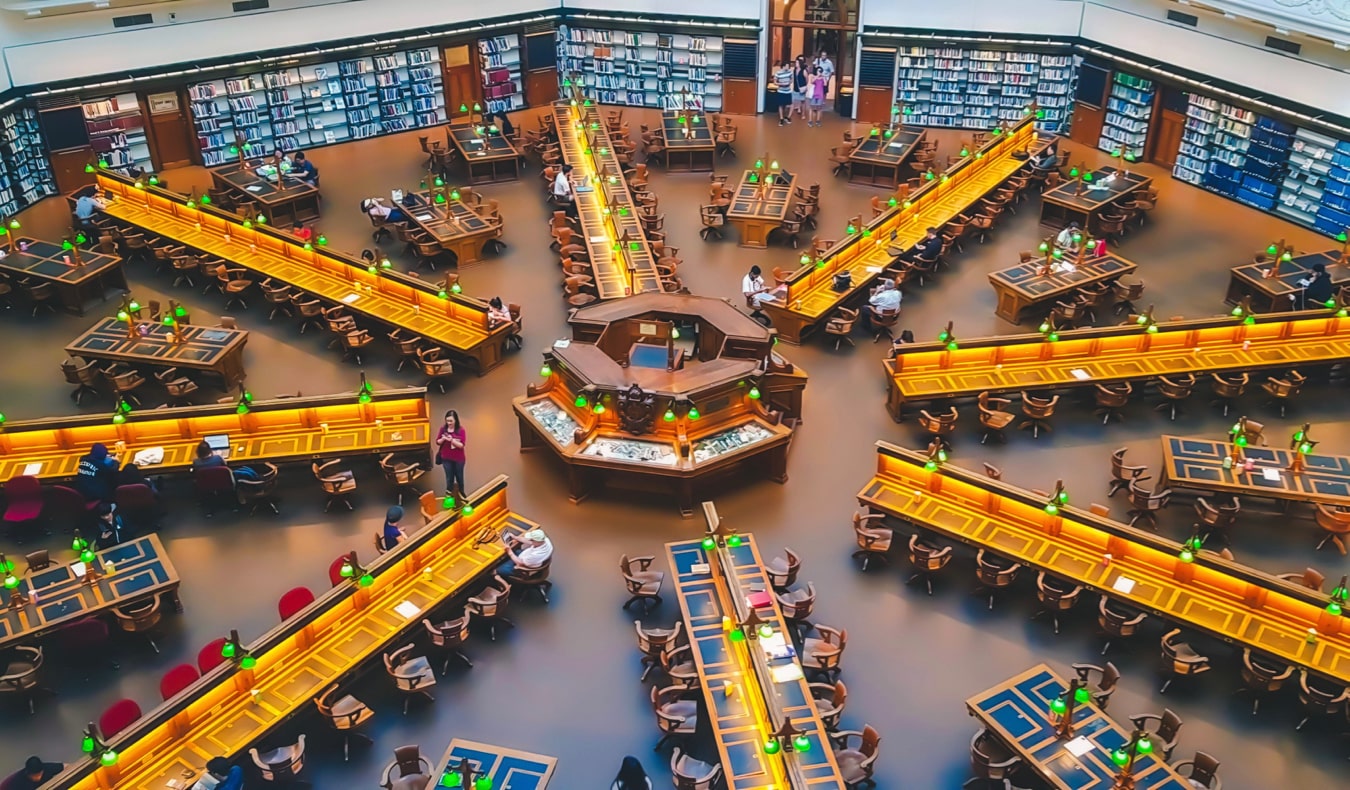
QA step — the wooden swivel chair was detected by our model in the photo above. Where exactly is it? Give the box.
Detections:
[1277,567,1324,591]
[1261,370,1306,417]
[634,620,682,683]
[1209,372,1248,417]
[851,511,893,570]
[155,367,200,406]
[1171,753,1221,790]
[1032,571,1082,634]
[1125,479,1171,530]
[620,554,665,613]
[466,575,513,640]
[1194,496,1240,545]
[1128,709,1184,760]
[1017,392,1058,438]
[417,347,454,393]
[383,644,437,714]
[423,610,473,674]
[973,549,1021,610]
[766,547,801,590]
[314,683,374,761]
[801,625,847,682]
[1314,504,1350,555]
[810,681,848,731]
[825,308,859,349]
[1295,670,1350,730]
[1071,661,1122,709]
[831,724,880,788]
[906,534,953,596]
[1108,447,1150,497]
[61,358,103,404]
[250,735,308,786]
[1096,595,1147,655]
[311,459,356,511]
[977,392,1015,444]
[965,727,1021,788]
[776,582,817,638]
[1159,629,1212,693]
[0,645,48,714]
[111,595,164,653]
[1237,648,1294,715]
[917,406,957,450]
[378,453,427,506]
[651,685,698,750]
[1093,381,1132,424]
[1153,373,1197,421]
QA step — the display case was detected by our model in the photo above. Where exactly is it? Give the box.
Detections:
[521,399,580,446]
[83,93,152,173]
[557,24,724,111]
[581,437,679,466]
[0,103,56,217]
[893,46,1074,132]
[691,423,774,463]
[479,35,525,115]
[1098,71,1153,159]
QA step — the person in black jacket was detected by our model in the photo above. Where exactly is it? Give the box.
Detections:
[74,443,118,502]
[1301,262,1335,309]
[898,227,943,263]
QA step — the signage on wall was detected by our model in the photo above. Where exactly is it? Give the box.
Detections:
[148,92,180,115]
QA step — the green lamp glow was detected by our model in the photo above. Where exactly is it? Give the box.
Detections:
[593,403,605,414]
[358,573,374,588]
[1083,172,1094,182]
[800,253,811,265]
[688,406,700,420]
[1136,736,1153,754]
[240,655,257,670]
[960,147,969,157]
[1281,252,1293,262]
[82,734,96,754]
[85,163,95,173]
[1074,686,1092,704]
[540,364,552,377]
[1338,232,1348,243]
[888,197,897,207]
[257,214,266,224]
[452,282,462,294]
[221,640,237,658]
[1044,503,1059,515]
[1038,242,1049,253]
[664,409,675,422]
[728,627,744,642]
[442,495,456,509]
[459,103,468,113]
[149,175,158,185]
[1111,749,1130,767]
[1049,696,1067,715]
[763,738,780,755]
[748,386,760,399]
[701,536,715,550]
[758,624,774,638]
[1069,167,1079,177]
[574,394,587,408]
[473,777,492,790]
[925,171,935,181]
[846,224,856,235]
[793,735,811,752]
[462,502,475,515]
[99,750,118,767]
[1266,243,1278,255]
[727,534,742,547]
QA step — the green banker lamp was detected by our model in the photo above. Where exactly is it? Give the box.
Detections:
[1044,480,1068,515]
[937,321,958,351]
[81,722,118,767]
[220,629,258,670]
[338,551,375,588]
[1326,576,1348,616]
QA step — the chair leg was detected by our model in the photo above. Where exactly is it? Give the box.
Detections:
[1160,677,1173,694]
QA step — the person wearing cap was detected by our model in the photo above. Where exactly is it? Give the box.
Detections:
[5,756,64,790]
[191,757,243,790]
[1301,261,1334,309]
[74,443,119,502]
[505,528,553,570]
[380,506,407,552]
[95,502,127,549]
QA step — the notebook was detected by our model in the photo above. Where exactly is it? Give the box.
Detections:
[745,590,773,609]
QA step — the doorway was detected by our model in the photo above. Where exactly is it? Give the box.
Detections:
[767,0,859,114]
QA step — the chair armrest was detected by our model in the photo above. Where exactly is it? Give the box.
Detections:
[631,555,656,570]
[829,729,862,749]
[1071,663,1103,680]
[1129,713,1162,729]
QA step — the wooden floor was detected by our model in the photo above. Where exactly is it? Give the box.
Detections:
[4,106,1345,789]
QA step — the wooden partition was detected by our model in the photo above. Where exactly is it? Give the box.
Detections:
[55,475,535,790]
[0,389,429,480]
[95,172,509,373]
[858,443,1350,682]
[882,311,1350,418]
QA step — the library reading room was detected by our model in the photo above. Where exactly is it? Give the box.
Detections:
[0,0,1348,788]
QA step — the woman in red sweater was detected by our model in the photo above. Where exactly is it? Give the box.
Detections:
[435,409,467,499]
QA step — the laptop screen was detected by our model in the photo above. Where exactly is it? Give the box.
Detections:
[204,434,230,450]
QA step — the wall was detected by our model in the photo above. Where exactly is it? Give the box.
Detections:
[862,0,1085,38]
[560,0,761,20]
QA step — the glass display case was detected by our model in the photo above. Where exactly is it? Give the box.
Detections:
[581,437,678,466]
[523,400,580,445]
[692,423,773,463]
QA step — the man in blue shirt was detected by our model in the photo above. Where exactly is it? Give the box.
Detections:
[291,151,319,187]
[193,757,243,790]
[74,443,119,502]
[74,191,107,229]
[380,506,406,552]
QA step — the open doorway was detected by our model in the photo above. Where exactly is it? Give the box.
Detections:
[767,0,858,116]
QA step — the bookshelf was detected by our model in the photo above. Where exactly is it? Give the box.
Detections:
[1171,93,1217,186]
[892,46,1075,132]
[406,48,446,128]
[1098,71,1153,159]
[479,35,525,114]
[0,104,55,218]
[556,24,724,111]
[83,93,153,173]
[1235,115,1294,213]
[1276,127,1335,230]
[338,57,381,141]
[263,68,305,154]
[374,52,412,133]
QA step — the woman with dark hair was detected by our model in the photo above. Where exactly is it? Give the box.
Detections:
[611,756,651,790]
[490,110,515,137]
[118,462,159,495]
[434,409,467,500]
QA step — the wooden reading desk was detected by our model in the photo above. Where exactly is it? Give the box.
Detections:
[883,312,1350,419]
[431,739,557,790]
[968,664,1190,790]
[1160,434,1350,508]
[1226,250,1349,312]
[209,163,321,226]
[96,172,510,374]
[66,317,249,386]
[1039,167,1151,229]
[0,535,179,651]
[725,168,796,249]
[550,100,663,299]
[660,110,716,172]
[667,505,846,789]
[858,442,1350,683]
[403,189,497,266]
[989,252,1137,323]
[0,389,429,482]
[55,476,535,790]
[0,238,125,315]
[761,115,1046,344]
[447,125,521,183]
[846,128,925,187]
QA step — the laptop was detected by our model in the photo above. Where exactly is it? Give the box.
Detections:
[204,434,231,460]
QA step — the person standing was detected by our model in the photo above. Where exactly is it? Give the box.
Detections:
[435,409,467,500]
[791,56,809,120]
[807,66,828,127]
[814,50,835,100]
[773,60,794,126]
[611,755,652,790]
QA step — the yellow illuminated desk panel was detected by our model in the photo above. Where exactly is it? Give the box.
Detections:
[883,313,1350,419]
[58,477,533,790]
[763,116,1045,343]
[858,443,1350,683]
[96,173,508,373]
[0,390,429,482]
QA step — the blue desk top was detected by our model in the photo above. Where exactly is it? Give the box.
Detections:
[434,739,556,790]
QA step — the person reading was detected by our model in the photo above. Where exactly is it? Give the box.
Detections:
[743,265,786,310]
[552,164,576,217]
[1055,222,1082,253]
[899,227,942,263]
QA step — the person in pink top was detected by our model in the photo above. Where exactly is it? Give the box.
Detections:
[434,409,467,499]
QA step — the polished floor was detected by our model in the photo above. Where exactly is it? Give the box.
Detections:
[2,105,1346,789]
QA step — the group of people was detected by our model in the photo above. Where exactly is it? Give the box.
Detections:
[267,149,319,187]
[771,51,835,127]
[75,442,162,549]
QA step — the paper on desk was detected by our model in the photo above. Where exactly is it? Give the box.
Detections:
[341,293,361,304]
[588,235,607,244]
[553,339,571,349]
[21,462,42,476]
[71,561,87,578]
[1112,576,1135,594]
[689,563,710,575]
[864,265,883,274]
[394,600,421,619]
[415,214,433,221]
[246,185,264,192]
[1069,369,1092,381]
[1065,736,1095,757]
[770,663,804,683]
[1262,468,1282,482]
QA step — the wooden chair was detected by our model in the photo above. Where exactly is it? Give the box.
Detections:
[634,620,682,683]
[417,347,454,393]
[111,595,164,653]
[770,217,804,248]
[1072,661,1122,709]
[801,624,846,681]
[698,205,725,240]
[61,358,103,404]
[651,685,697,750]
[905,534,952,596]
[387,330,425,372]
[1032,571,1082,634]
[466,575,513,640]
[825,308,858,350]
[1314,504,1350,555]
[0,645,48,714]
[1237,648,1294,715]
[1171,753,1221,790]
[260,279,294,320]
[828,146,852,177]
[1093,381,1131,424]
[966,727,1020,787]
[869,306,901,342]
[620,554,664,613]
[977,392,1015,444]
[1154,373,1197,420]
[917,406,957,450]
[339,328,374,365]
[292,294,324,333]
[1111,277,1145,315]
[1108,447,1150,497]
[103,365,148,407]
[1097,596,1147,655]
[851,511,893,570]
[830,724,879,788]
[314,683,374,761]
[1209,372,1248,417]
[155,367,199,406]
[1194,496,1240,545]
[423,610,473,674]
[810,680,848,731]
[1261,370,1306,417]
[715,126,738,158]
[777,582,817,638]
[1017,392,1058,438]
[312,459,356,512]
[379,453,426,506]
[384,644,437,714]
[1125,479,1171,530]
[973,549,1021,610]
[1159,629,1211,693]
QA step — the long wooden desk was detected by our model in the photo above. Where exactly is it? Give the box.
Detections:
[0,389,429,482]
[209,163,321,226]
[668,513,845,789]
[550,100,663,299]
[858,443,1350,683]
[1039,168,1151,229]
[725,168,796,249]
[96,172,509,374]
[431,739,557,790]
[66,317,249,386]
[0,535,179,650]
[883,312,1350,419]
[447,125,520,183]
[989,252,1137,324]
[762,115,1045,344]
[0,238,126,315]
[1160,434,1350,507]
[968,664,1190,790]
[847,128,924,187]
[403,189,497,266]
[1226,250,1348,312]
[55,476,534,790]
[661,110,716,172]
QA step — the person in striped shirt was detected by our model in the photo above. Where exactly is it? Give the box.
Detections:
[773,60,794,125]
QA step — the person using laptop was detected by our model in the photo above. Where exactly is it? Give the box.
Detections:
[192,757,243,790]
[192,441,225,470]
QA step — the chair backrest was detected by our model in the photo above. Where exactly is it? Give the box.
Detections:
[1159,708,1183,740]
[194,465,235,494]
[278,586,316,620]
[98,697,143,737]
[23,549,50,572]
[198,638,228,674]
[160,663,200,700]
[58,616,109,650]
[1189,752,1220,786]
[5,475,41,501]
[392,744,424,776]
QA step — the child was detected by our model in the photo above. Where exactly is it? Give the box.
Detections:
[95,503,126,549]
[808,66,828,127]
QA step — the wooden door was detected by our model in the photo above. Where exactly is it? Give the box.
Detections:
[442,44,480,122]
[524,71,558,106]
[143,90,195,169]
[1069,104,1105,149]
[722,78,758,115]
[855,86,893,124]
[1151,109,1185,170]
[52,148,95,193]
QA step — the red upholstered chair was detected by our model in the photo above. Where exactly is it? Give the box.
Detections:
[278,586,316,620]
[194,466,236,516]
[56,617,117,671]
[198,638,228,674]
[159,664,200,701]
[98,698,143,737]
[329,553,354,587]
[3,476,44,526]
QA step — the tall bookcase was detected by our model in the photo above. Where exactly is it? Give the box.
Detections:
[407,48,445,128]
[1098,72,1153,159]
[0,104,55,218]
[479,35,525,114]
[556,24,724,111]
[893,47,1075,132]
[83,93,153,173]
[1172,93,1217,186]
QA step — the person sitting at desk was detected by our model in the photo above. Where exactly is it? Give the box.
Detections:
[75,443,119,503]
[292,222,314,244]
[486,296,512,327]
[869,278,902,312]
[192,757,244,790]
[379,506,407,552]
[1301,262,1334,310]
[74,190,108,229]
[94,502,126,549]
[743,265,786,310]
[1055,222,1082,253]
[5,756,64,790]
[504,528,553,573]
[899,226,943,263]
[552,164,577,217]
[361,196,408,225]
[192,441,225,471]
[489,110,515,137]
[119,462,159,496]
[888,329,916,359]
[1030,143,1057,173]
[291,151,319,186]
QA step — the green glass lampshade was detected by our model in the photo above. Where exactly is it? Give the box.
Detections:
[574,394,588,408]
[1328,602,1343,616]
[461,503,475,515]
[474,777,492,790]
[1044,503,1058,515]
[358,392,372,404]
[1111,749,1130,767]
[800,253,811,265]
[72,536,87,552]
[748,386,761,399]
[1243,315,1255,325]
[221,640,237,658]
[1179,548,1194,563]
[1059,491,1069,503]
[758,624,774,638]
[1035,109,1045,119]
[459,103,469,112]
[82,735,96,754]
[1069,167,1079,177]
[1136,315,1148,325]
[1083,172,1094,182]
[763,738,780,754]
[149,175,158,185]
[358,573,374,587]
[846,224,856,235]
[727,534,742,548]
[257,215,266,224]
[339,561,354,579]
[701,536,715,550]
[975,152,984,160]
[1052,250,1063,259]
[1039,321,1051,333]
[316,235,328,246]
[1231,306,1244,317]
[883,129,893,139]
[870,128,879,136]
[1266,244,1278,255]
[236,402,249,415]
[1235,435,1248,447]
[1049,696,1067,714]
[1048,333,1059,342]
[960,147,969,157]
[1281,252,1292,262]
[185,200,195,209]
[924,461,938,471]
[1074,686,1092,704]
[539,364,552,378]
[1136,736,1153,754]
[688,407,700,420]
[793,735,811,752]
[240,655,257,670]
[451,282,462,294]
[116,310,129,322]
[938,331,949,342]
[85,163,96,173]
[473,103,482,112]
[991,127,1001,136]
[925,171,935,180]
[1147,324,1158,333]
[443,771,463,786]
[663,408,675,422]
[3,573,17,589]
[891,106,899,115]
[201,194,211,204]
[888,197,897,207]
[62,239,73,250]
[593,403,605,414]
[904,107,913,115]
[1338,232,1348,243]
[99,750,119,767]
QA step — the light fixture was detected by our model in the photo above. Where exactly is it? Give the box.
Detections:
[1044,480,1068,515]
[937,321,958,351]
[220,628,257,670]
[356,371,374,404]
[1327,576,1348,616]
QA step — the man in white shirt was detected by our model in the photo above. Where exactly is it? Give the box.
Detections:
[742,265,785,310]
[1055,222,1082,252]
[505,529,553,569]
[814,50,835,98]
[869,278,902,311]
[552,164,576,216]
